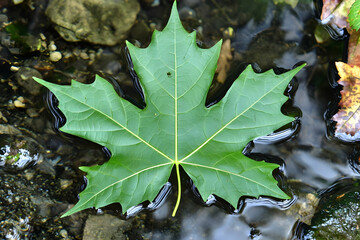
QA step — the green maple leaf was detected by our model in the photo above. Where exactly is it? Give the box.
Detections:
[349,0,360,31]
[34,2,304,217]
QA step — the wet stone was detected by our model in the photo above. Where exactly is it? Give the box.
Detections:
[179,7,197,20]
[30,195,57,218]
[82,214,132,240]
[35,157,56,178]
[45,0,140,46]
[60,179,73,190]
[304,186,360,239]
[14,67,43,96]
[0,124,21,135]
[26,108,39,118]
[61,210,88,238]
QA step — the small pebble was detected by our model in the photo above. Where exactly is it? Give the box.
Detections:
[13,0,24,4]
[59,229,68,238]
[306,193,317,202]
[72,49,80,57]
[24,171,34,181]
[149,22,157,31]
[10,66,19,72]
[196,26,203,37]
[14,97,25,108]
[89,53,95,61]
[14,100,25,108]
[49,51,62,62]
[80,52,89,60]
[41,41,47,49]
[26,108,39,118]
[48,41,57,51]
[60,179,73,190]
[151,0,160,6]
[179,7,196,20]
[39,33,46,41]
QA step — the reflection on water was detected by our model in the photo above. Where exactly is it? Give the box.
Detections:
[0,145,38,170]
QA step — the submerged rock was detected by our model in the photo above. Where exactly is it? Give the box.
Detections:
[303,178,360,239]
[15,67,42,96]
[83,214,131,240]
[45,0,140,46]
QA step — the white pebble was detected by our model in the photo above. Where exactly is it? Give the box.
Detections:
[39,33,46,41]
[10,66,19,72]
[48,41,57,51]
[80,52,89,60]
[14,100,25,108]
[49,51,62,62]
[13,0,24,4]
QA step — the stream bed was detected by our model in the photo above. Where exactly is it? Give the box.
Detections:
[0,0,359,239]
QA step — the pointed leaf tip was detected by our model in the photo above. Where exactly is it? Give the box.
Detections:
[32,76,45,85]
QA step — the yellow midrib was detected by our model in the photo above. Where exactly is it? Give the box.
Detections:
[172,20,182,216]
[174,26,178,164]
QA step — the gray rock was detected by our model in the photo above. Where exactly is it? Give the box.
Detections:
[83,214,131,240]
[0,124,22,135]
[35,157,56,177]
[15,67,43,96]
[30,196,56,217]
[45,0,140,46]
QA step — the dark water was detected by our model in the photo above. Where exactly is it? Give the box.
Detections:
[0,0,358,239]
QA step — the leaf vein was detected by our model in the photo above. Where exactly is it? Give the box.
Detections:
[58,89,174,162]
[75,162,173,210]
[180,74,292,162]
[181,162,280,195]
